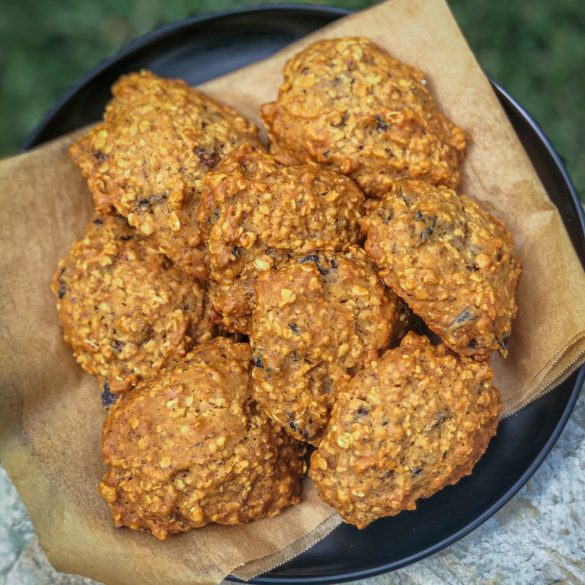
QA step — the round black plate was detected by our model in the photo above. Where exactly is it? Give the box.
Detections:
[25,5,585,584]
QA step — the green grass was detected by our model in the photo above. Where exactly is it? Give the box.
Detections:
[1,0,583,198]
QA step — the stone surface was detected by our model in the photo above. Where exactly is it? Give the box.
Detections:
[1,388,584,585]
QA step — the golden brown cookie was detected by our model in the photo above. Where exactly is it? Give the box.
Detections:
[51,215,213,395]
[99,338,306,540]
[251,247,400,445]
[197,145,365,334]
[70,70,263,279]
[310,332,501,528]
[362,180,521,359]
[261,37,465,198]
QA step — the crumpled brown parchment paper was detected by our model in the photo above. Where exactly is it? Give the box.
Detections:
[1,0,584,583]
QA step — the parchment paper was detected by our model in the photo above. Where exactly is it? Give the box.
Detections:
[1,0,584,583]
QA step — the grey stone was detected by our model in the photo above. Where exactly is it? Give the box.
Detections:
[2,388,584,585]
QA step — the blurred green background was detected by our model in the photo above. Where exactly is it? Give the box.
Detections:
[1,0,583,198]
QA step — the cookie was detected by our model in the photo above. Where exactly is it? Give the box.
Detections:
[262,37,465,197]
[310,332,501,528]
[51,215,213,394]
[362,180,521,359]
[251,247,400,444]
[99,338,306,539]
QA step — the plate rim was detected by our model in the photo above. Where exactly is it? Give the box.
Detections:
[22,5,585,583]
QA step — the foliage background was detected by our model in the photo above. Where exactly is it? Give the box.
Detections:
[1,0,583,198]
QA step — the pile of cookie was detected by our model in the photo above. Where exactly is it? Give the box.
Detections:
[53,38,520,539]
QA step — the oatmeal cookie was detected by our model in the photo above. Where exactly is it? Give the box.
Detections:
[251,247,400,445]
[70,70,262,279]
[310,332,501,528]
[261,37,465,197]
[99,338,306,540]
[198,146,365,334]
[51,215,213,394]
[362,180,521,359]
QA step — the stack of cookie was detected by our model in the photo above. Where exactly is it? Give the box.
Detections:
[52,37,520,539]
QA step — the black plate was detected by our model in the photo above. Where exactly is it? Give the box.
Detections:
[24,5,585,584]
